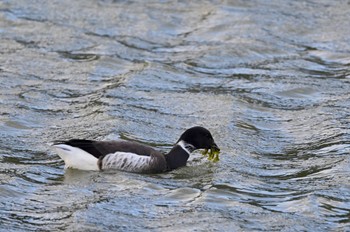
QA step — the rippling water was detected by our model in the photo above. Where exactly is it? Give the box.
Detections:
[1,0,350,231]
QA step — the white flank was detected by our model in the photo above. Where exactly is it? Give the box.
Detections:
[53,144,99,171]
[102,152,152,172]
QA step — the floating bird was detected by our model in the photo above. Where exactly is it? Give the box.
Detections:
[52,126,220,173]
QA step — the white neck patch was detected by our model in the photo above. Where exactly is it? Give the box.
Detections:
[177,140,195,155]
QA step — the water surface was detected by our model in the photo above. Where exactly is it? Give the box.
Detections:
[1,0,350,231]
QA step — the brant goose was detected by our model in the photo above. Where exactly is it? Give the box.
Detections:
[52,126,220,173]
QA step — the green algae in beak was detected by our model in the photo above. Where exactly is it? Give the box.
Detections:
[201,146,220,162]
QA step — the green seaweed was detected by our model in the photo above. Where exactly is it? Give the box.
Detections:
[201,147,220,162]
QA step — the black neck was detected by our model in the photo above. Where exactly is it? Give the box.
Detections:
[165,145,190,171]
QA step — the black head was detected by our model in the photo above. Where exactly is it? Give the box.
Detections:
[178,126,219,151]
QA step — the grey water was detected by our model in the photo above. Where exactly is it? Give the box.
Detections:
[1,0,350,231]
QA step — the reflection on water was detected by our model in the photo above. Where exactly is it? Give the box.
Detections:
[1,0,350,231]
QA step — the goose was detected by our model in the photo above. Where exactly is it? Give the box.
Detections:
[52,126,220,173]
